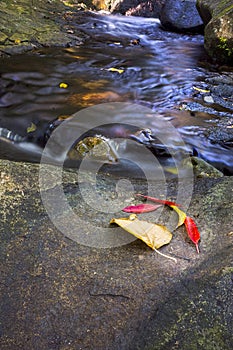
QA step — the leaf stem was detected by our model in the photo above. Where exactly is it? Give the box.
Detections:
[153,248,177,263]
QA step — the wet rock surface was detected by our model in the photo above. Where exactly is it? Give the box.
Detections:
[0,159,232,349]
[195,73,233,109]
[180,71,233,172]
[159,0,204,33]
[0,0,91,56]
[110,0,165,17]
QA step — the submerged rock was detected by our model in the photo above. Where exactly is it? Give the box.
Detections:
[159,0,204,33]
[197,0,233,65]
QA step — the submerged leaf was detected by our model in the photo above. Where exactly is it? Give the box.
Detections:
[68,91,121,107]
[27,122,37,133]
[110,215,176,262]
[122,203,162,213]
[82,79,108,90]
[170,205,187,228]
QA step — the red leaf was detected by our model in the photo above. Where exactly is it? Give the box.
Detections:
[122,203,162,213]
[136,194,181,207]
[184,216,200,253]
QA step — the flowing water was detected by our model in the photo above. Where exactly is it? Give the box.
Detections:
[0,13,232,176]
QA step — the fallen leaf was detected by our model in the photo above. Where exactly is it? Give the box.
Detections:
[136,194,181,207]
[130,39,140,45]
[57,115,71,121]
[164,166,179,175]
[170,205,187,228]
[184,216,200,254]
[193,86,210,93]
[62,1,75,7]
[110,214,176,262]
[106,67,124,74]
[59,82,68,89]
[27,122,37,133]
[122,203,162,213]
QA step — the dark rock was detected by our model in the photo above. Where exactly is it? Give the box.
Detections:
[212,83,233,99]
[204,118,233,149]
[196,0,233,65]
[159,0,204,33]
[110,0,165,17]
[205,73,233,112]
[0,159,232,349]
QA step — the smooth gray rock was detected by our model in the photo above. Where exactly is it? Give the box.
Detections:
[159,0,204,33]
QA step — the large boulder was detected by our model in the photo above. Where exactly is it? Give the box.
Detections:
[197,0,233,65]
[159,0,204,33]
[0,158,232,349]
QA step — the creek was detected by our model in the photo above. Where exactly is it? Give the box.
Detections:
[0,12,232,176]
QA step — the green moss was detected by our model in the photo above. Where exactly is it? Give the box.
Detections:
[217,37,233,57]
[216,3,233,17]
[146,297,229,350]
[221,266,233,275]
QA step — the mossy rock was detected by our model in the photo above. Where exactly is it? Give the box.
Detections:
[197,0,233,65]
[0,0,71,52]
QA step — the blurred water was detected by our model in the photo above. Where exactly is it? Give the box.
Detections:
[0,13,232,174]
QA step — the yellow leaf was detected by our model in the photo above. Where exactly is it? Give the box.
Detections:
[62,1,74,6]
[106,67,124,74]
[27,122,37,133]
[164,166,179,175]
[110,214,176,262]
[59,82,68,89]
[193,86,210,93]
[57,115,71,121]
[170,205,186,228]
[14,39,21,45]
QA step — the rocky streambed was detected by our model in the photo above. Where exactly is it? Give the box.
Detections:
[0,1,233,350]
